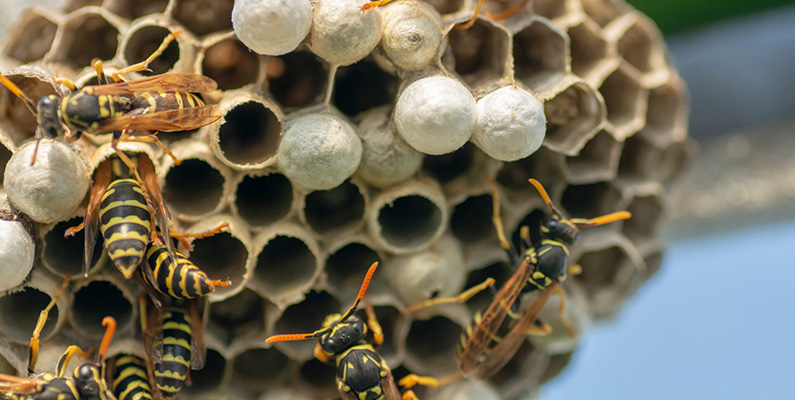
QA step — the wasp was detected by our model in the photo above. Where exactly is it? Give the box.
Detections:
[0,30,220,166]
[0,275,119,400]
[266,262,420,400]
[142,222,232,300]
[400,178,631,388]
[105,354,153,400]
[140,294,208,399]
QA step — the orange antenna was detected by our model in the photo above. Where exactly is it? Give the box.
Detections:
[0,74,37,116]
[265,331,328,344]
[570,211,632,227]
[528,179,562,217]
[339,262,379,322]
[99,317,116,365]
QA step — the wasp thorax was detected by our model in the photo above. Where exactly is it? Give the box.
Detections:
[36,95,63,139]
[541,216,579,245]
[319,315,366,355]
[74,364,100,395]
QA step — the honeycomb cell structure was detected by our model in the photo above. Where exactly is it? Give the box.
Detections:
[0,0,689,399]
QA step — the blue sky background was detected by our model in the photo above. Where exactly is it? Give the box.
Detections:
[542,220,795,399]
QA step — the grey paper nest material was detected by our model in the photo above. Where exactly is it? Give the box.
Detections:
[0,0,689,398]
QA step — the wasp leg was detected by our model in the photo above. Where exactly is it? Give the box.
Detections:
[567,264,583,276]
[401,278,495,314]
[361,0,395,10]
[112,29,181,80]
[28,274,71,374]
[91,59,110,85]
[402,390,420,400]
[52,73,78,92]
[168,222,229,251]
[119,130,182,166]
[399,372,461,390]
[456,0,485,30]
[364,296,384,346]
[554,286,577,337]
[64,221,85,237]
[527,318,552,335]
[54,345,91,378]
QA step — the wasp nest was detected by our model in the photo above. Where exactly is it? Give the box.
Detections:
[0,0,689,398]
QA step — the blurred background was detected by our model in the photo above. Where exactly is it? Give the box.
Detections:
[545,0,795,398]
[1,0,793,398]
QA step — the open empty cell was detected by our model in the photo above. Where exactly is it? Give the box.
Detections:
[622,194,663,243]
[208,289,266,346]
[451,194,495,244]
[123,26,179,76]
[495,155,539,191]
[643,249,664,279]
[532,0,570,19]
[463,261,513,314]
[563,130,622,183]
[0,74,56,146]
[173,0,234,36]
[599,67,645,136]
[202,39,260,90]
[0,288,59,343]
[253,235,317,300]
[422,142,476,183]
[446,19,509,87]
[217,101,281,166]
[487,340,538,392]
[182,349,226,395]
[576,245,632,295]
[303,180,365,235]
[642,81,687,147]
[511,208,546,249]
[377,195,443,250]
[188,231,248,297]
[106,0,168,20]
[617,134,660,181]
[617,18,660,74]
[405,316,462,375]
[539,352,573,384]
[52,12,119,69]
[42,217,104,277]
[0,354,17,375]
[71,280,133,339]
[163,159,225,217]
[332,58,398,117]
[580,0,625,26]
[543,82,606,155]
[297,358,339,399]
[267,51,327,108]
[560,182,623,219]
[513,21,567,91]
[568,21,608,78]
[235,173,292,227]
[325,242,381,298]
[231,347,289,393]
[657,141,690,184]
[369,304,405,365]
[271,291,340,359]
[424,0,463,14]
[3,10,57,63]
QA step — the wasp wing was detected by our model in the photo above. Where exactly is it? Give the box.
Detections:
[94,105,221,133]
[137,153,178,280]
[141,296,164,364]
[86,73,218,95]
[380,366,404,400]
[458,255,536,376]
[468,282,559,379]
[188,298,207,370]
[82,160,112,277]
[0,373,44,394]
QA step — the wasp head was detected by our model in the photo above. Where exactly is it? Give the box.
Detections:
[73,363,103,398]
[318,314,366,356]
[35,95,65,139]
[540,215,579,245]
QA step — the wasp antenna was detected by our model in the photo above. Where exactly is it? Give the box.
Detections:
[528,179,561,216]
[340,262,379,322]
[29,138,43,166]
[0,74,38,116]
[265,330,326,343]
[99,317,117,363]
[571,211,632,227]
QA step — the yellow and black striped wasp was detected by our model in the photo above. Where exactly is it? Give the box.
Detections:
[266,262,420,400]
[0,275,119,400]
[0,29,220,166]
[400,178,631,388]
[105,354,153,400]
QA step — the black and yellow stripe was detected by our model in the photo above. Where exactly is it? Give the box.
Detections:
[111,354,153,400]
[62,92,126,132]
[130,91,205,112]
[154,303,192,399]
[99,178,152,279]
[145,245,215,299]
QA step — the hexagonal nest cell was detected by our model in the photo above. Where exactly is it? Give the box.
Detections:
[0,0,689,398]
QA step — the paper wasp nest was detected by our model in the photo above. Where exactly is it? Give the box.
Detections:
[0,0,689,398]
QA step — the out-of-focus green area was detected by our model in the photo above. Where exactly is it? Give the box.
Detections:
[628,0,794,34]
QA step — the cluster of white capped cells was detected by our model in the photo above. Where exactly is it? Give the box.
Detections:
[0,0,690,398]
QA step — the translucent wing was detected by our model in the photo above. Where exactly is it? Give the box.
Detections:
[458,255,536,376]
[81,160,112,277]
[141,296,164,364]
[85,73,218,95]
[0,373,44,395]
[188,298,207,370]
[468,282,559,379]
[137,153,178,279]
[94,105,221,133]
